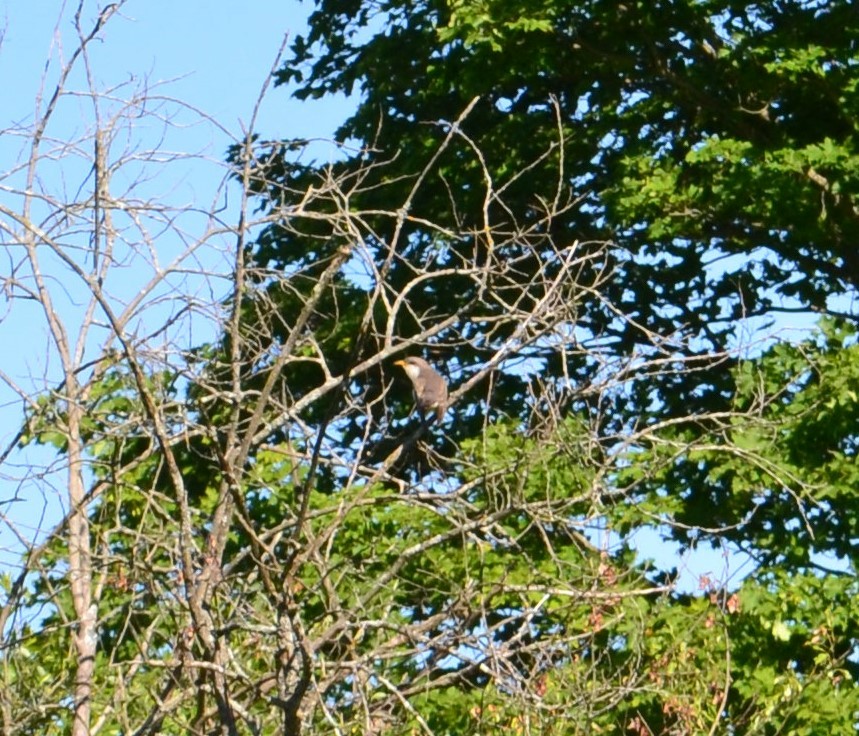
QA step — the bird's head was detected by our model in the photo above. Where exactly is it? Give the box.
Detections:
[394,356,429,381]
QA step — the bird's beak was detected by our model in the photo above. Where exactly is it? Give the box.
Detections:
[394,360,405,367]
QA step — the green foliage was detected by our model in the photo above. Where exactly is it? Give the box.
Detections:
[638,320,859,567]
[271,0,859,730]
[730,569,859,734]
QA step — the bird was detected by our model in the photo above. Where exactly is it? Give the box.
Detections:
[394,356,448,422]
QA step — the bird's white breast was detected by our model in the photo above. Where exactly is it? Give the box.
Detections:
[402,363,421,380]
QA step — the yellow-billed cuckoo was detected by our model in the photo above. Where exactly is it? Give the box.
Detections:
[395,356,448,422]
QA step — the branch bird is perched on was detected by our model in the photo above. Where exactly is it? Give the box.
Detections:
[395,357,448,422]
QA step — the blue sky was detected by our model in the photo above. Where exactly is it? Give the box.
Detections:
[1,1,353,143]
[0,0,356,567]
